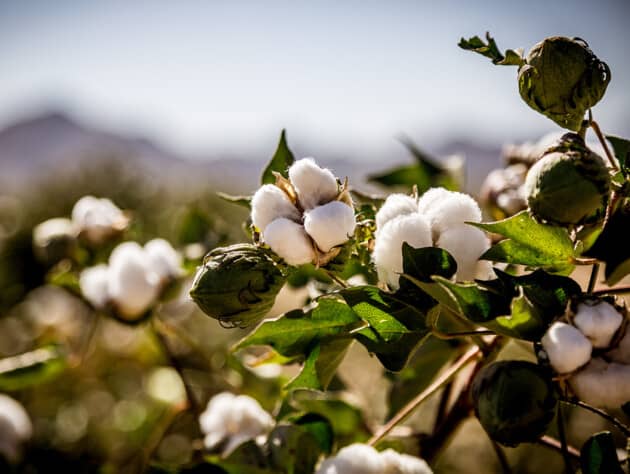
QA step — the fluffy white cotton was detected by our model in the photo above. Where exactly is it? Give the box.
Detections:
[316,443,385,474]
[108,242,160,319]
[71,196,127,243]
[435,224,490,281]
[79,264,110,309]
[380,449,433,474]
[145,238,182,280]
[570,358,630,409]
[33,218,76,247]
[375,194,418,231]
[304,201,356,252]
[288,158,339,210]
[0,394,32,463]
[541,322,592,374]
[417,188,482,237]
[199,392,273,455]
[263,218,315,265]
[607,329,630,364]
[250,184,301,232]
[573,301,624,349]
[373,213,432,290]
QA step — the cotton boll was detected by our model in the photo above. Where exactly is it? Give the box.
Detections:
[33,218,77,247]
[145,238,182,280]
[79,264,110,309]
[304,201,356,252]
[0,394,32,463]
[435,224,489,281]
[570,358,630,409]
[288,158,339,210]
[417,188,482,237]
[573,301,623,348]
[380,449,433,474]
[316,443,385,474]
[108,242,160,320]
[250,184,300,232]
[372,213,432,290]
[263,218,315,265]
[541,322,592,374]
[72,196,127,244]
[199,392,273,455]
[375,194,418,231]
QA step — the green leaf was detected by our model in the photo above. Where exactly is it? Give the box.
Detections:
[472,211,576,273]
[285,338,353,391]
[292,413,334,454]
[401,244,457,283]
[266,424,323,474]
[580,431,624,474]
[433,276,512,322]
[234,299,362,357]
[459,32,524,66]
[261,130,295,185]
[489,292,547,341]
[607,135,630,175]
[0,345,66,391]
[205,441,270,474]
[216,192,253,210]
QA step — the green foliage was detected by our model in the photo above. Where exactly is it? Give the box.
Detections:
[607,135,630,176]
[580,431,624,474]
[0,345,66,391]
[459,32,525,66]
[261,130,296,185]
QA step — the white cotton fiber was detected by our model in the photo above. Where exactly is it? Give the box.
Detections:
[288,158,339,210]
[380,449,434,474]
[417,187,482,237]
[570,358,630,409]
[263,218,315,266]
[541,322,592,374]
[435,223,489,282]
[304,201,356,252]
[79,264,110,309]
[573,301,624,349]
[250,184,301,232]
[375,194,418,232]
[145,238,182,280]
[316,443,385,474]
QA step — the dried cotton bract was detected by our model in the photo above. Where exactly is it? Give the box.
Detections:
[250,158,356,266]
[315,443,433,474]
[373,188,490,289]
[199,392,273,456]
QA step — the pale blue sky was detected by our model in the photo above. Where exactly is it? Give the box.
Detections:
[1,0,628,160]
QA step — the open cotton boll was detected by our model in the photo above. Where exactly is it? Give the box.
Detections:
[145,238,182,280]
[71,196,126,243]
[375,194,418,231]
[33,218,77,247]
[263,218,315,265]
[304,201,356,252]
[199,392,273,455]
[417,187,482,237]
[380,449,433,474]
[108,242,160,319]
[250,184,300,232]
[79,264,110,309]
[373,213,432,290]
[573,301,623,348]
[541,322,592,374]
[0,394,32,463]
[435,223,489,281]
[288,158,339,210]
[570,358,630,409]
[316,443,386,474]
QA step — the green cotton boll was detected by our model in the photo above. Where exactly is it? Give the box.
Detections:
[518,37,611,131]
[472,360,557,447]
[189,243,286,328]
[524,133,611,226]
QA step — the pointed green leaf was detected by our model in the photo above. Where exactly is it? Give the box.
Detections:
[580,431,624,474]
[206,440,270,474]
[261,130,295,185]
[472,211,576,273]
[292,413,334,454]
[401,244,457,283]
[234,299,361,357]
[284,338,353,391]
[216,192,252,210]
[459,32,524,66]
[0,345,66,391]
[606,135,630,175]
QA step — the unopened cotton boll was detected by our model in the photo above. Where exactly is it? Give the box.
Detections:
[250,184,300,232]
[79,264,110,309]
[375,194,418,231]
[199,392,273,456]
[570,358,630,409]
[380,449,433,474]
[0,394,32,463]
[263,218,315,266]
[541,322,592,374]
[108,242,160,320]
[436,223,490,281]
[373,213,432,290]
[573,301,623,349]
[417,187,482,237]
[288,158,339,210]
[304,201,356,252]
[316,443,385,474]
[145,238,182,280]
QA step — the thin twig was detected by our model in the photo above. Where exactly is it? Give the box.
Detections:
[562,399,630,437]
[590,120,619,171]
[538,435,581,459]
[592,285,630,295]
[587,263,600,294]
[368,345,481,446]
[490,439,513,474]
[324,270,349,288]
[572,257,600,265]
[557,401,574,474]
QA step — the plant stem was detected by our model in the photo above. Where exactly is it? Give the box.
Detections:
[593,285,630,295]
[556,401,574,474]
[324,269,349,288]
[538,435,581,459]
[572,257,599,265]
[490,439,513,474]
[78,312,101,364]
[587,263,600,294]
[561,399,630,437]
[367,345,481,446]
[590,120,619,171]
